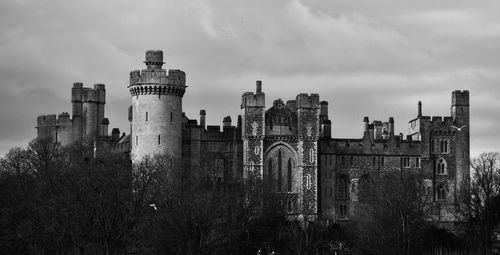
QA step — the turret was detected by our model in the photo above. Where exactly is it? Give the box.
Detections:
[363,116,369,137]
[223,116,232,127]
[111,128,120,142]
[388,117,394,137]
[129,50,186,164]
[241,80,266,179]
[71,82,84,142]
[95,84,106,136]
[83,88,98,138]
[451,90,470,197]
[451,90,469,126]
[100,118,109,137]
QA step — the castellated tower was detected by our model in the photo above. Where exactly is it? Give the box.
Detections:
[451,90,470,197]
[71,82,107,141]
[241,81,265,180]
[128,50,186,163]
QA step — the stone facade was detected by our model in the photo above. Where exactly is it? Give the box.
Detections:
[36,50,470,223]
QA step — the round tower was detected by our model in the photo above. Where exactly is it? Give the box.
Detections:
[129,50,186,164]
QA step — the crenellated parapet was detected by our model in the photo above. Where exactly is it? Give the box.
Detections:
[128,50,186,98]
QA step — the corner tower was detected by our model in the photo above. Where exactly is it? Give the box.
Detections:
[129,50,186,163]
[451,90,470,196]
[241,81,265,180]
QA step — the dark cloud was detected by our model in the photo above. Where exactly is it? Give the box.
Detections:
[0,0,498,158]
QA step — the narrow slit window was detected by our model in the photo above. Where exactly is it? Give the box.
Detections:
[170,112,173,123]
[136,136,138,145]
[158,135,161,146]
[146,112,148,122]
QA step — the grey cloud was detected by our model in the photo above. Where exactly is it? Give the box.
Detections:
[0,0,499,158]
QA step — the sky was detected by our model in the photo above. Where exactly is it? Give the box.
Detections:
[0,0,499,157]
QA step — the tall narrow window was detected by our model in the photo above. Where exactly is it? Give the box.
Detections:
[416,157,421,168]
[431,139,435,153]
[278,150,282,192]
[372,157,376,166]
[437,158,446,175]
[338,176,348,199]
[287,159,292,192]
[381,157,385,166]
[136,136,138,145]
[146,112,148,122]
[268,160,273,187]
[403,157,410,168]
[339,204,347,218]
[158,135,161,146]
[170,112,173,123]
[350,156,354,166]
[440,140,449,153]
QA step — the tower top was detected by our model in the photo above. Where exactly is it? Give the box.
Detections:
[144,50,164,69]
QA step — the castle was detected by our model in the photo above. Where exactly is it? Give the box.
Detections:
[37,50,470,223]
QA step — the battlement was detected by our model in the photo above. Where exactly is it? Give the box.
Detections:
[37,114,57,125]
[94,83,105,90]
[323,136,422,155]
[129,51,186,88]
[83,88,98,102]
[422,116,454,127]
[452,90,469,106]
[58,112,71,122]
[296,93,319,108]
[168,69,186,86]
[241,81,265,108]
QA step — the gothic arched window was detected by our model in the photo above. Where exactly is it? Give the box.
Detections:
[287,158,292,192]
[437,185,447,200]
[437,158,447,175]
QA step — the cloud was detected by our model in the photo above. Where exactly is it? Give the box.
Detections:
[0,0,499,158]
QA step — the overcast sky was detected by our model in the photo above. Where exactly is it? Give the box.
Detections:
[0,0,499,157]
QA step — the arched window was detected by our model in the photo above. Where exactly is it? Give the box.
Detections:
[287,158,292,192]
[278,150,282,192]
[437,185,447,200]
[437,158,447,175]
[337,176,348,199]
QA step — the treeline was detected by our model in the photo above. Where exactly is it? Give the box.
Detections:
[0,138,498,254]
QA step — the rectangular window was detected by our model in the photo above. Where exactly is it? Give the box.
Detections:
[372,157,376,166]
[403,157,410,168]
[339,205,347,218]
[170,112,173,123]
[350,156,354,166]
[146,112,148,122]
[381,157,385,166]
[158,135,161,146]
[136,136,138,145]
[341,156,345,165]
[416,157,421,168]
